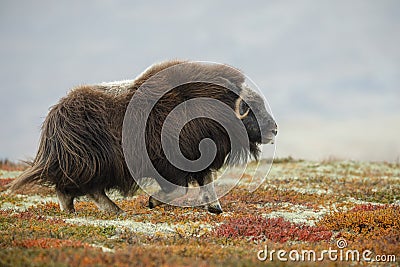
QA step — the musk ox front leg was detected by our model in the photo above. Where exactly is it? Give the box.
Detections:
[199,172,223,214]
[88,189,123,214]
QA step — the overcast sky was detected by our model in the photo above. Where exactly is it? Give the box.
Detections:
[0,0,399,162]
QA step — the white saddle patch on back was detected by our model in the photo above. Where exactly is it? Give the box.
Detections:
[96,80,135,95]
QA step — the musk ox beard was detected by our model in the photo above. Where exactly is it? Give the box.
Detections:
[10,60,277,214]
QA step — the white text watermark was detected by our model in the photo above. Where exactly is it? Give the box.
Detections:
[257,238,396,263]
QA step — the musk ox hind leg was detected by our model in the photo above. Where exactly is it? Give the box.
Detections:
[198,172,223,214]
[56,189,75,213]
[88,189,123,214]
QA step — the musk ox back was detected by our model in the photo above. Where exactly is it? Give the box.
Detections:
[10,60,277,214]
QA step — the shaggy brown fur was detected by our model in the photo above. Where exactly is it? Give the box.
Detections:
[10,60,277,214]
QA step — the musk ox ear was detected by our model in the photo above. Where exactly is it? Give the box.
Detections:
[235,97,249,120]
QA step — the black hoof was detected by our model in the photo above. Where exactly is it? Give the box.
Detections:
[148,197,155,209]
[207,205,223,214]
[148,202,155,209]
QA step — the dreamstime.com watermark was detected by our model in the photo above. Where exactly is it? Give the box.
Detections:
[257,238,396,263]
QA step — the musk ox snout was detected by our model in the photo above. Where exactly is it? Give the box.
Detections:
[260,118,278,144]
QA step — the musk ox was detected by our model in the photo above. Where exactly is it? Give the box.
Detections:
[10,60,277,214]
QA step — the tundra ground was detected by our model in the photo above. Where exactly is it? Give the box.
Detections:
[0,159,399,266]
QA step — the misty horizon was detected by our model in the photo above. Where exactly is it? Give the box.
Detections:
[1,0,399,162]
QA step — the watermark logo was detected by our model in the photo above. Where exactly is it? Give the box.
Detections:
[336,238,347,249]
[122,61,277,207]
[257,238,396,263]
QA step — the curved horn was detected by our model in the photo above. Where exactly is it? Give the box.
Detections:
[235,97,249,120]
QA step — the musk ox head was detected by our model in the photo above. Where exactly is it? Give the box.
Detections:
[234,85,278,145]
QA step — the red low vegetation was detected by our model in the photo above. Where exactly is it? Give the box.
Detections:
[213,215,332,243]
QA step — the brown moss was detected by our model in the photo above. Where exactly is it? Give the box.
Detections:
[319,205,399,237]
[13,238,89,249]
